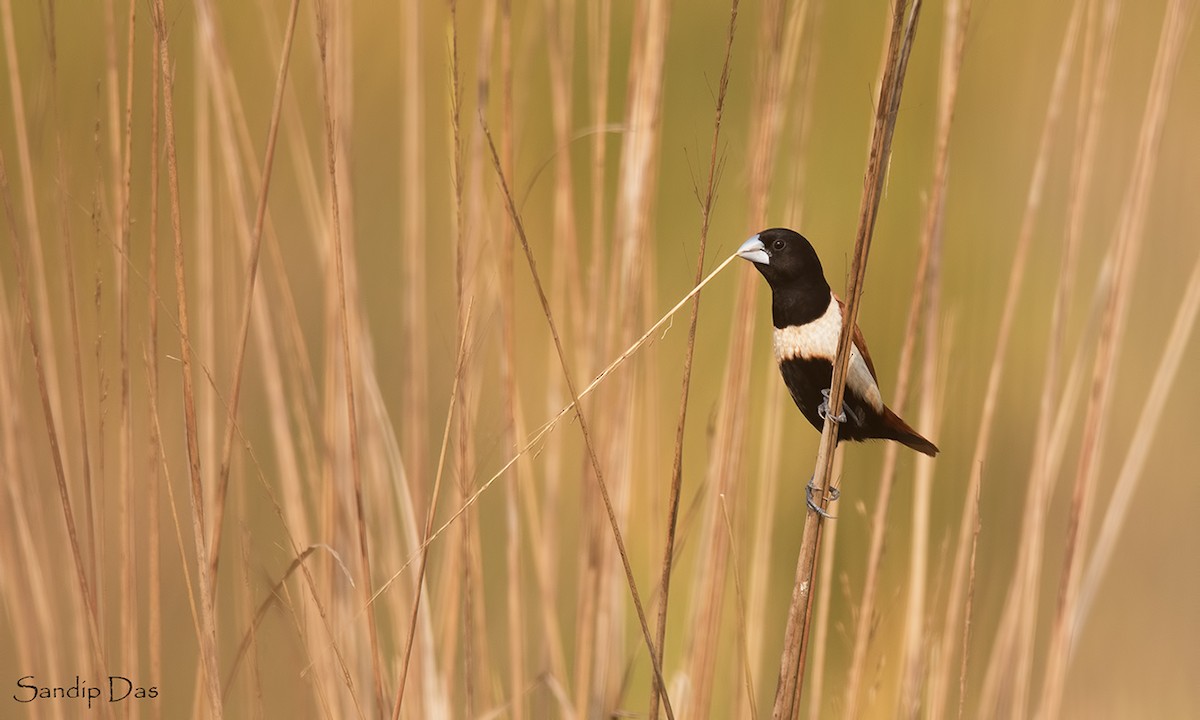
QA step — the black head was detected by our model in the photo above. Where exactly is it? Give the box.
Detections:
[737,228,829,293]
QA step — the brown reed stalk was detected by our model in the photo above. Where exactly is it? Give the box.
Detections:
[150,0,223,711]
[649,1,739,717]
[679,0,808,714]
[575,0,612,704]
[1002,2,1120,712]
[2,0,66,430]
[1,147,110,704]
[840,0,942,708]
[393,304,473,718]
[314,3,387,715]
[961,2,1084,712]
[803,448,841,720]
[719,494,759,720]
[956,468,983,720]
[43,0,100,601]
[147,35,164,717]
[896,1,969,715]
[535,0,578,705]
[1037,3,1193,715]
[115,0,138,693]
[771,3,922,717]
[1074,248,1200,646]
[237,525,266,719]
[400,0,429,507]
[208,0,302,586]
[484,123,676,720]
[495,4,527,717]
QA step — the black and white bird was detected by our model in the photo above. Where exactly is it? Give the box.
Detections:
[738,228,939,472]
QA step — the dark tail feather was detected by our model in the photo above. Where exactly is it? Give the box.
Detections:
[881,405,939,457]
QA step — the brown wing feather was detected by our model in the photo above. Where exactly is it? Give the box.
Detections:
[834,295,879,382]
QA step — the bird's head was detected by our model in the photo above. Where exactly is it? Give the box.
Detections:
[737,227,828,292]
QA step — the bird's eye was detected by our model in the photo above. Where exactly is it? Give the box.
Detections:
[772,239,786,251]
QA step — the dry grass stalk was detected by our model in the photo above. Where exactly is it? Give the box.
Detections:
[2,147,110,716]
[585,1,669,713]
[535,0,579,707]
[1004,0,1120,710]
[897,0,970,715]
[43,0,101,603]
[840,0,966,709]
[484,123,676,720]
[720,494,759,720]
[1037,2,1193,715]
[150,0,223,711]
[113,0,138,690]
[575,1,613,702]
[393,304,473,717]
[680,1,809,715]
[962,2,1084,712]
[495,4,527,717]
[0,0,66,427]
[147,35,164,716]
[314,3,387,715]
[956,474,983,720]
[1074,248,1200,645]
[401,0,429,527]
[771,2,922,717]
[649,1,740,718]
[208,0,302,581]
[803,447,841,720]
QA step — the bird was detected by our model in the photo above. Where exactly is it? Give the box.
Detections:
[738,228,938,510]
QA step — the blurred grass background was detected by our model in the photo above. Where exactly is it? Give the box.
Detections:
[1,0,1198,717]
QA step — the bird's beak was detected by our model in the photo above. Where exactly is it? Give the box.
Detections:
[737,235,769,265]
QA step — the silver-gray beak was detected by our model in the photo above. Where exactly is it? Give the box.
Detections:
[737,235,769,265]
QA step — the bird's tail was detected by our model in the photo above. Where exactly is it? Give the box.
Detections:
[881,405,939,457]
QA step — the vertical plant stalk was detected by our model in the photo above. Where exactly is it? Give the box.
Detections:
[114,0,139,693]
[1,145,110,714]
[964,2,1084,712]
[648,1,740,718]
[208,0,302,587]
[840,0,960,708]
[719,493,759,720]
[897,0,969,714]
[1005,1,1120,711]
[314,3,387,716]
[681,0,809,714]
[0,0,66,427]
[575,0,611,706]
[803,447,841,720]
[483,124,676,720]
[1074,249,1200,645]
[770,2,922,717]
[1037,2,1192,715]
[400,0,429,508]
[393,305,473,719]
[150,0,224,713]
[44,0,100,600]
[147,34,165,718]
[495,3,526,718]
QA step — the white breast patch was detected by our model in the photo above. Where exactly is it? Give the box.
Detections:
[773,295,885,412]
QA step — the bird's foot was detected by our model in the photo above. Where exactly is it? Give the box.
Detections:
[805,475,840,519]
[818,388,847,424]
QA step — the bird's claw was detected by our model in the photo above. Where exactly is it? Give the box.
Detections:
[805,475,839,519]
[818,388,847,424]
